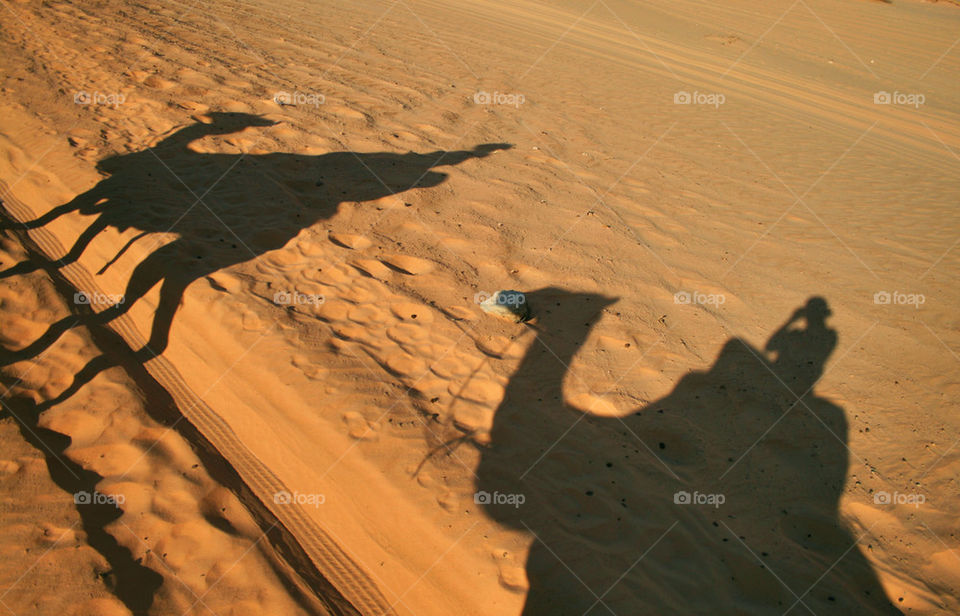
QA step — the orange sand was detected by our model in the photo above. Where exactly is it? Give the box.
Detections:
[1,0,958,614]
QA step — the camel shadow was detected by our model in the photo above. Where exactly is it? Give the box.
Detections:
[1,112,509,403]
[477,291,900,615]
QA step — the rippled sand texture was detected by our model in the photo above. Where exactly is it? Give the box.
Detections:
[0,0,957,614]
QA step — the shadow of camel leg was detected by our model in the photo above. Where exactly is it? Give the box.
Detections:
[84,245,196,362]
[0,315,79,366]
[0,258,46,280]
[0,216,110,279]
[13,188,105,229]
[135,272,191,358]
[1,247,168,366]
[87,250,170,328]
[35,354,117,413]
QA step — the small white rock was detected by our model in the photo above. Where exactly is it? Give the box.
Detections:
[479,290,529,323]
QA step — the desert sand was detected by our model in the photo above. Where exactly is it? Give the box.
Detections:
[0,0,958,614]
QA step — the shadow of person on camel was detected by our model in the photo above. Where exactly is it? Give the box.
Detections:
[477,291,899,615]
[1,112,509,405]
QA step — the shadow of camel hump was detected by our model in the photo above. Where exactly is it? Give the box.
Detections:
[2,112,510,366]
[477,291,900,615]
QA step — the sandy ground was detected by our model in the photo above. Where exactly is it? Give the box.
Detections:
[0,0,958,613]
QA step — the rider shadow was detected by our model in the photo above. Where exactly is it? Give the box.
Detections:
[477,292,899,615]
[2,112,510,405]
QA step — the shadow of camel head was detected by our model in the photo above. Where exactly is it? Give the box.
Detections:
[93,112,278,178]
[471,142,514,157]
[193,111,279,132]
[520,287,618,333]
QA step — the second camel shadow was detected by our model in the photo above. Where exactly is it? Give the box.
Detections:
[3,112,509,375]
[476,291,900,615]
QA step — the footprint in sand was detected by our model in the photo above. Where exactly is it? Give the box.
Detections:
[384,351,427,377]
[347,303,389,324]
[142,74,176,90]
[386,323,428,346]
[328,232,372,250]
[441,305,476,321]
[342,411,380,440]
[452,401,492,433]
[450,378,502,407]
[350,258,393,280]
[380,254,433,275]
[291,353,328,380]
